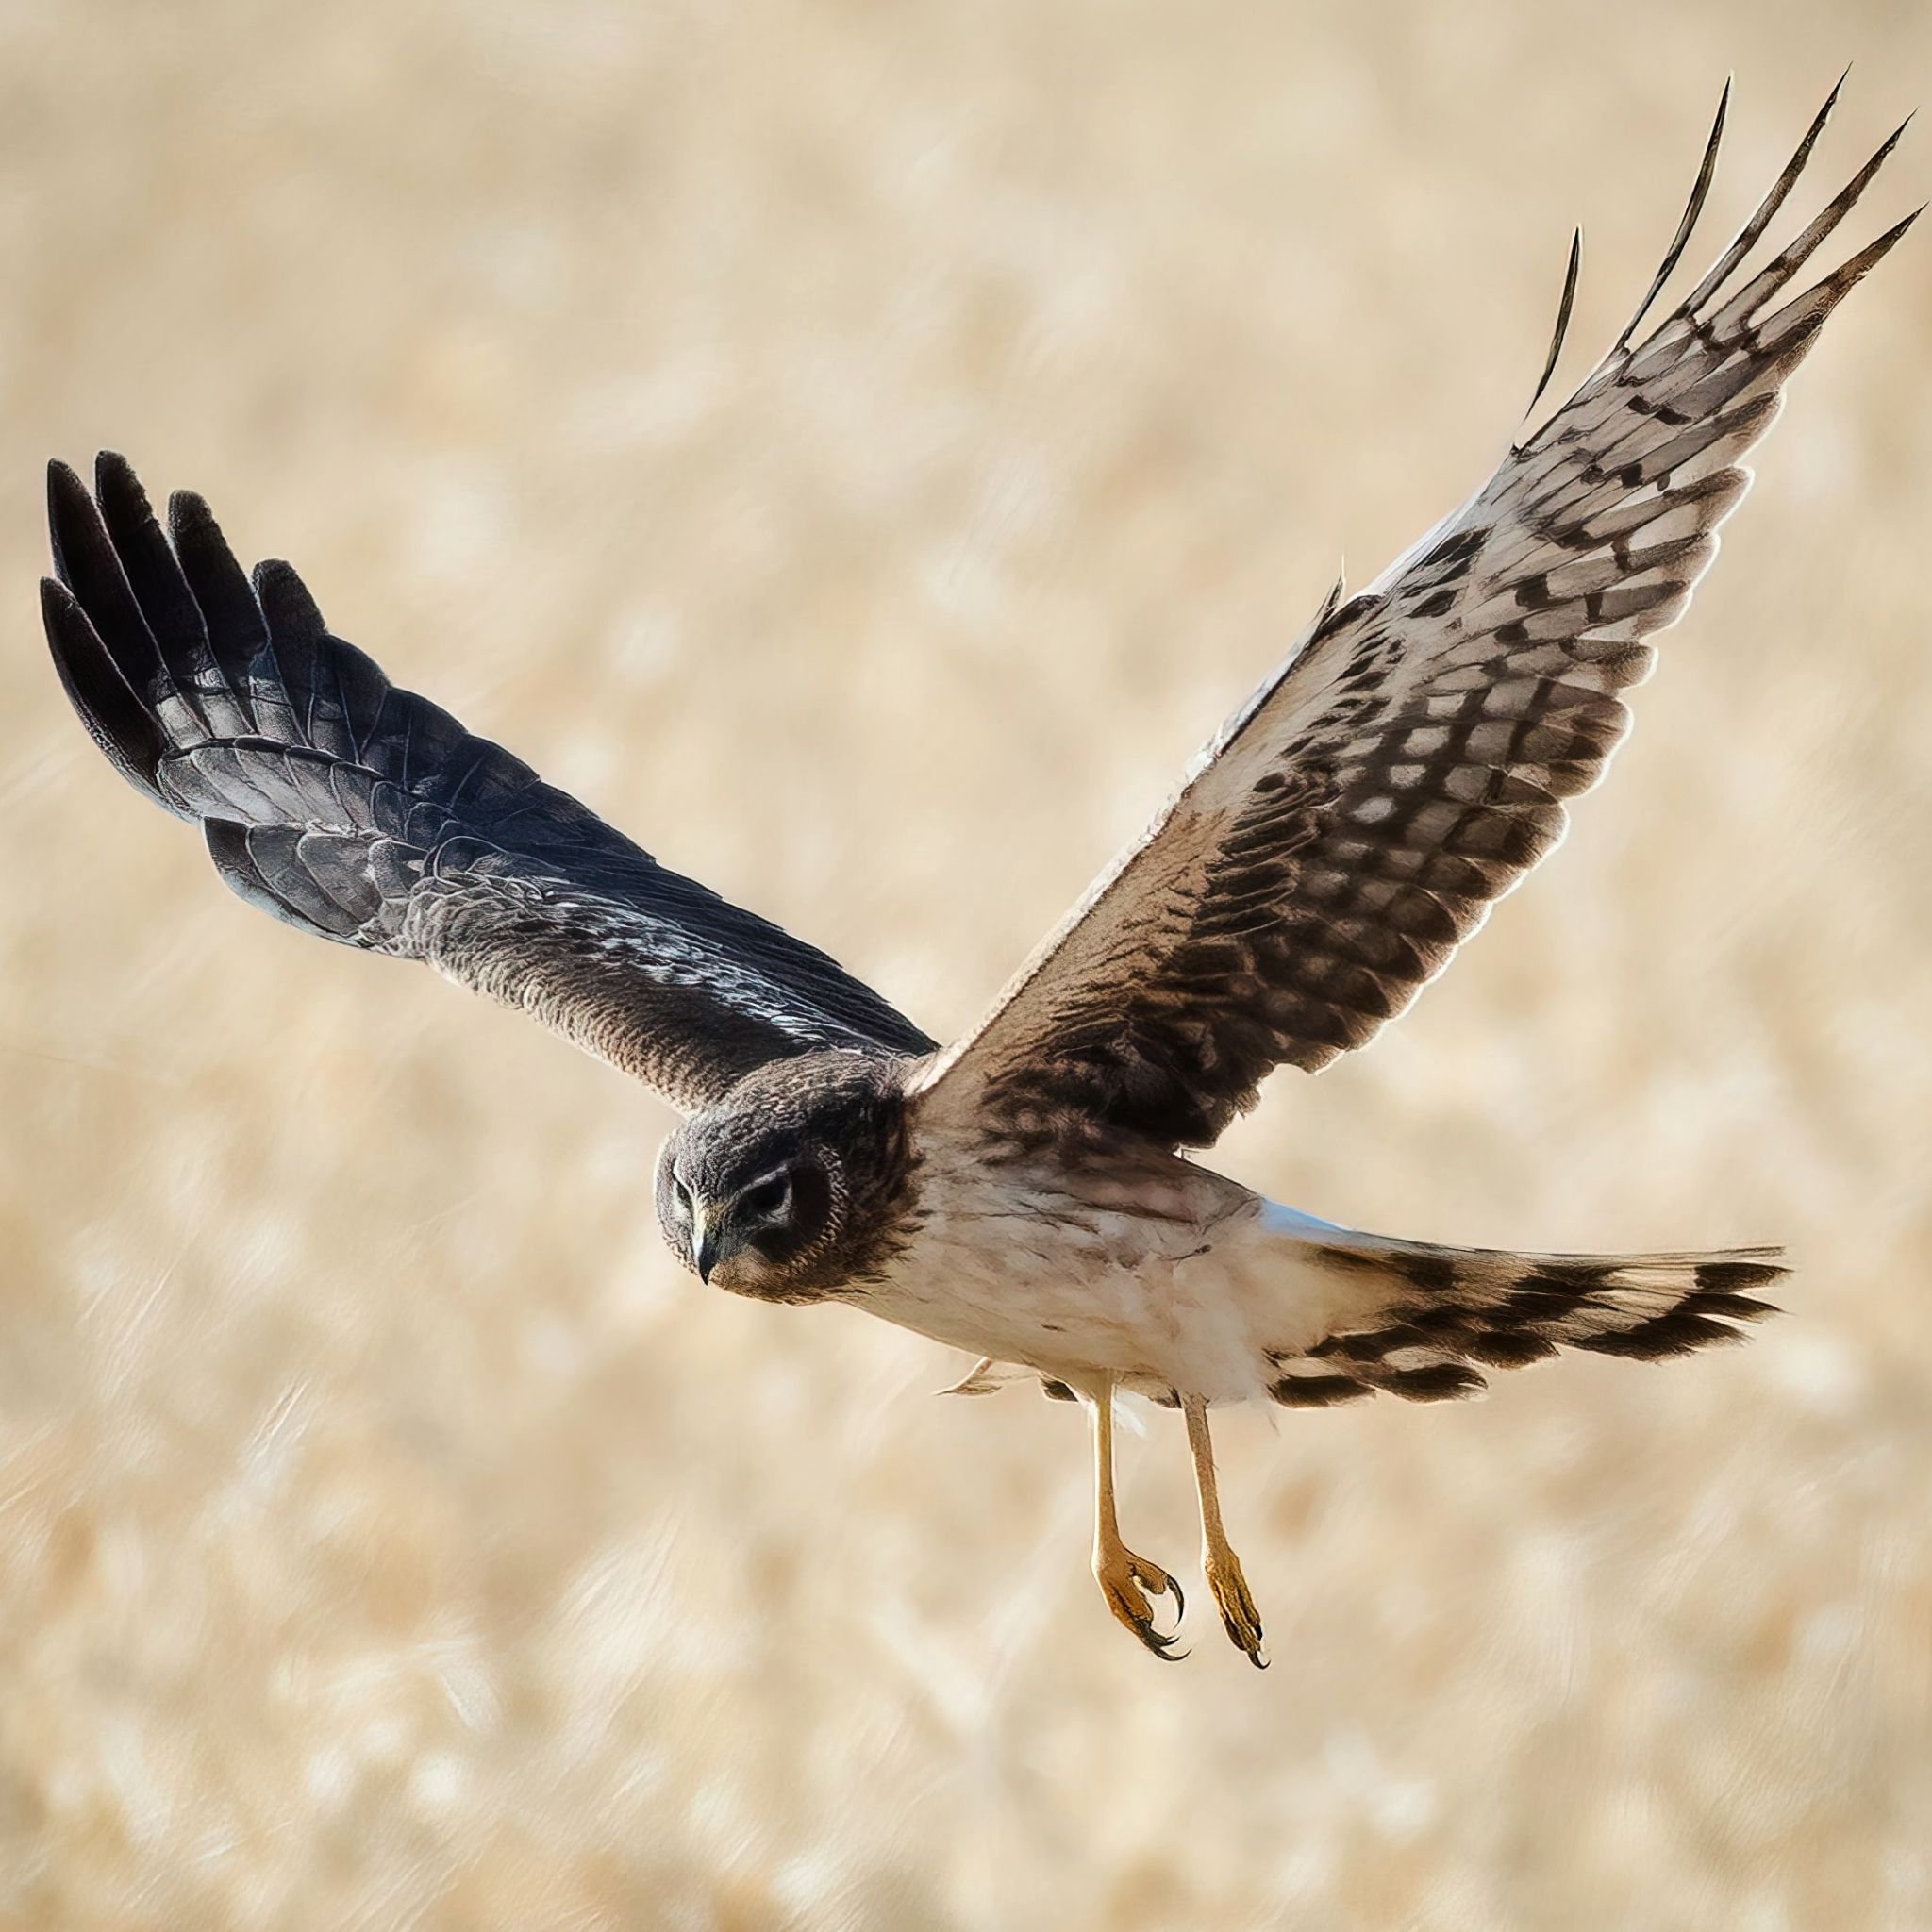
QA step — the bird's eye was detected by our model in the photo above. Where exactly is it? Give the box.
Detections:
[740,1174,791,1220]
[670,1179,692,1221]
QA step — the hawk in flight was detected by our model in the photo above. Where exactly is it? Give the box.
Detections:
[42,83,1913,1663]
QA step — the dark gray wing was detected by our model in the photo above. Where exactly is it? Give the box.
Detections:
[918,86,1915,1152]
[42,456,934,1111]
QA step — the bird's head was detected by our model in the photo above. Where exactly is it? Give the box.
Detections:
[655,1053,915,1303]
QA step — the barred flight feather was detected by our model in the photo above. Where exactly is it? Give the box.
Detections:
[920,82,1918,1155]
[42,456,933,1111]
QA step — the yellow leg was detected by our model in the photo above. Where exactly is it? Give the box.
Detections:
[1183,1395,1267,1668]
[1077,1375,1186,1659]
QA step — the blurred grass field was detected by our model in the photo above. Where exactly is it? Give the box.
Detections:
[3,2,1930,1926]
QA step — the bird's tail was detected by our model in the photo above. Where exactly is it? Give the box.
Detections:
[1263,1217,1785,1408]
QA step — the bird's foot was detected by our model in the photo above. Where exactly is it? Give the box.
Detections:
[1094,1545,1188,1660]
[1204,1549,1267,1668]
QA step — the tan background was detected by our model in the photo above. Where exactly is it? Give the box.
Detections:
[3,2,1929,1926]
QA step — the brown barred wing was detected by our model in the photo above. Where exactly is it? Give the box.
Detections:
[42,455,934,1112]
[919,84,1916,1152]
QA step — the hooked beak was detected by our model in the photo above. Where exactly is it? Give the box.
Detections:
[692,1207,719,1285]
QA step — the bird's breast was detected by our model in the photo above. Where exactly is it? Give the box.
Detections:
[858,1136,1254,1385]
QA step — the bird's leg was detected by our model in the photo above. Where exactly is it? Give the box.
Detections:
[1182,1395,1267,1668]
[1075,1374,1185,1659]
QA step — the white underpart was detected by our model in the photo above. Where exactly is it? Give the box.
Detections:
[864,1139,1384,1406]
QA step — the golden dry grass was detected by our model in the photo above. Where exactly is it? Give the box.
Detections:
[4,3,1931,1926]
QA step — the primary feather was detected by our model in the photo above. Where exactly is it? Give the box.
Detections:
[42,456,933,1110]
[920,83,1918,1152]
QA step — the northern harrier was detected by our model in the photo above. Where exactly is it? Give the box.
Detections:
[42,84,1911,1663]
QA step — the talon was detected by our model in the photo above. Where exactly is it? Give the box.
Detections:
[1205,1556,1267,1667]
[1134,1610,1190,1662]
[1133,1557,1184,1632]
[1157,1569,1185,1625]
[1096,1548,1191,1659]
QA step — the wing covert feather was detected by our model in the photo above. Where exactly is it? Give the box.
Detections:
[43,457,934,1111]
[921,88,1915,1151]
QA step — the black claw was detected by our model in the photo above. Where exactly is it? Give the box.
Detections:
[1214,1595,1266,1666]
[1124,1605,1190,1661]
[1104,1556,1191,1659]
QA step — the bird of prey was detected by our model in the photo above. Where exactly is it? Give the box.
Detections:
[42,82,1912,1665]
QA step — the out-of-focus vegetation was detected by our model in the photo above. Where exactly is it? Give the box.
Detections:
[2,4,1928,1925]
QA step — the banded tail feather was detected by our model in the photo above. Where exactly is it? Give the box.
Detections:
[1270,1241,1785,1408]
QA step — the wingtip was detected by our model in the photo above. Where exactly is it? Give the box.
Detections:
[254,555,327,637]
[1857,110,1918,184]
[1518,223,1584,439]
[92,450,155,529]
[166,486,227,557]
[1798,66,1851,153]
[164,486,256,608]
[167,486,214,528]
[1610,89,1728,359]
[1808,164,1925,288]
[44,458,101,583]
[45,456,88,511]
[40,574,98,691]
[39,572,75,622]
[39,567,170,802]
[93,448,139,494]
[1871,199,1926,253]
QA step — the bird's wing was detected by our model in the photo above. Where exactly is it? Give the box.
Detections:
[918,83,1915,1151]
[43,456,935,1112]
